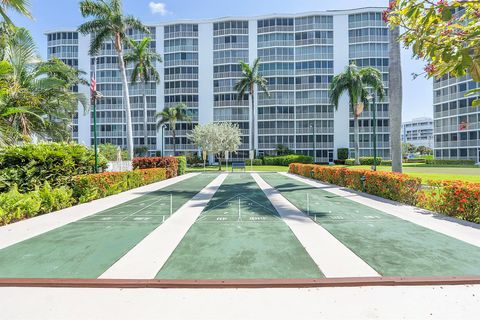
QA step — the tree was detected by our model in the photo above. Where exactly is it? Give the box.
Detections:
[156,103,191,155]
[210,122,241,170]
[0,28,87,144]
[389,25,403,173]
[78,0,149,159]
[275,144,293,156]
[188,123,215,170]
[0,0,32,26]
[384,0,480,106]
[234,58,269,158]
[402,142,417,156]
[124,37,162,152]
[329,64,385,165]
[417,145,433,155]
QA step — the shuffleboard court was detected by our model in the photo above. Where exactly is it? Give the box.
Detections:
[0,173,218,278]
[260,173,480,277]
[156,173,324,280]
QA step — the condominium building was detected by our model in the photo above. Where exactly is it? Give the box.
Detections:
[401,117,434,148]
[45,7,391,162]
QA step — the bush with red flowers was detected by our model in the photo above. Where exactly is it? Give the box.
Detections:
[132,157,179,178]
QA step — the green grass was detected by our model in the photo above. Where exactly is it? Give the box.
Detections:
[344,164,480,183]
[187,165,289,173]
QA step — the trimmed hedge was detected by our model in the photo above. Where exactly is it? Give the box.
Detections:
[72,168,167,204]
[176,156,187,175]
[264,154,313,166]
[337,148,349,160]
[132,157,178,178]
[425,159,476,166]
[345,157,383,166]
[245,159,263,166]
[289,163,422,205]
[0,142,107,193]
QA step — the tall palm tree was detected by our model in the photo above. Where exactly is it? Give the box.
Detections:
[124,37,162,152]
[389,26,403,173]
[0,28,87,144]
[78,0,149,160]
[156,103,191,155]
[0,0,32,25]
[234,58,269,157]
[330,63,385,165]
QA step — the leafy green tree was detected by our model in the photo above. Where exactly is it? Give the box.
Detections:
[275,144,293,156]
[156,103,191,155]
[188,123,214,170]
[124,37,162,151]
[417,145,433,155]
[0,28,87,144]
[384,0,480,106]
[0,0,32,25]
[234,58,269,158]
[329,63,385,165]
[78,0,149,159]
[98,143,128,161]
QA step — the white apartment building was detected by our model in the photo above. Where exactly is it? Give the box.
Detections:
[46,7,391,162]
[401,117,434,148]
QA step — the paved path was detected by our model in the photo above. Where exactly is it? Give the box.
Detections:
[1,285,479,319]
[252,173,379,278]
[100,174,228,279]
[0,173,199,250]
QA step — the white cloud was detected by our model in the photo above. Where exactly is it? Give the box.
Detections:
[149,2,168,15]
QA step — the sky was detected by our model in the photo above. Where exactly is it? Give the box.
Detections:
[8,0,433,122]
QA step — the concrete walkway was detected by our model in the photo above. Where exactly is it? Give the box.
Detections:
[1,285,478,319]
[252,173,379,278]
[283,172,480,248]
[100,174,228,279]
[0,173,199,250]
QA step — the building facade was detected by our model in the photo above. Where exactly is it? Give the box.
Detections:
[433,74,480,162]
[401,117,434,148]
[46,7,392,162]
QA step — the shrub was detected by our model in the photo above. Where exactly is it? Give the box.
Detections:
[289,163,422,205]
[334,159,346,165]
[380,160,392,166]
[245,159,263,166]
[0,142,107,193]
[344,157,383,166]
[38,182,73,214]
[425,159,476,166]
[132,157,178,178]
[405,158,426,164]
[337,148,349,160]
[72,168,167,203]
[264,154,313,166]
[176,156,187,175]
[419,180,480,224]
[98,143,128,161]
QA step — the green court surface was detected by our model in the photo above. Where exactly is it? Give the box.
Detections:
[156,173,323,280]
[0,174,218,278]
[260,173,480,277]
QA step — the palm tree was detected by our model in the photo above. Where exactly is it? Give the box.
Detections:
[234,58,269,157]
[78,0,149,160]
[330,63,385,165]
[389,26,403,173]
[124,37,162,152]
[0,0,32,25]
[0,28,87,144]
[156,103,191,155]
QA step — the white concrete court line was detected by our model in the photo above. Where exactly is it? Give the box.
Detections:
[283,172,480,248]
[252,173,379,278]
[0,173,200,250]
[99,173,228,279]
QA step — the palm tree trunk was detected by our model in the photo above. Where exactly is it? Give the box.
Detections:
[142,82,148,153]
[117,50,134,160]
[389,26,403,173]
[353,111,360,165]
[251,89,255,158]
[172,129,176,155]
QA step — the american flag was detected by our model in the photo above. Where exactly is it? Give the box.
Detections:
[90,58,97,99]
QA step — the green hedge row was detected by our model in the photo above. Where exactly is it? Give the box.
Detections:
[425,159,476,166]
[245,159,263,166]
[176,156,187,175]
[263,154,313,166]
[345,157,383,166]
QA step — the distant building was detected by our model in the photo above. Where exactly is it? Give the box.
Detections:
[401,117,433,148]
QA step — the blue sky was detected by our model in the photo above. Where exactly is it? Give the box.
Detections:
[9,0,433,121]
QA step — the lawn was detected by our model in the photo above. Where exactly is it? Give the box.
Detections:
[344,164,480,183]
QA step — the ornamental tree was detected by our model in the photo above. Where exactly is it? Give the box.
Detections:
[383,0,480,106]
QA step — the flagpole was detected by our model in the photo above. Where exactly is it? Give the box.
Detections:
[92,57,99,173]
